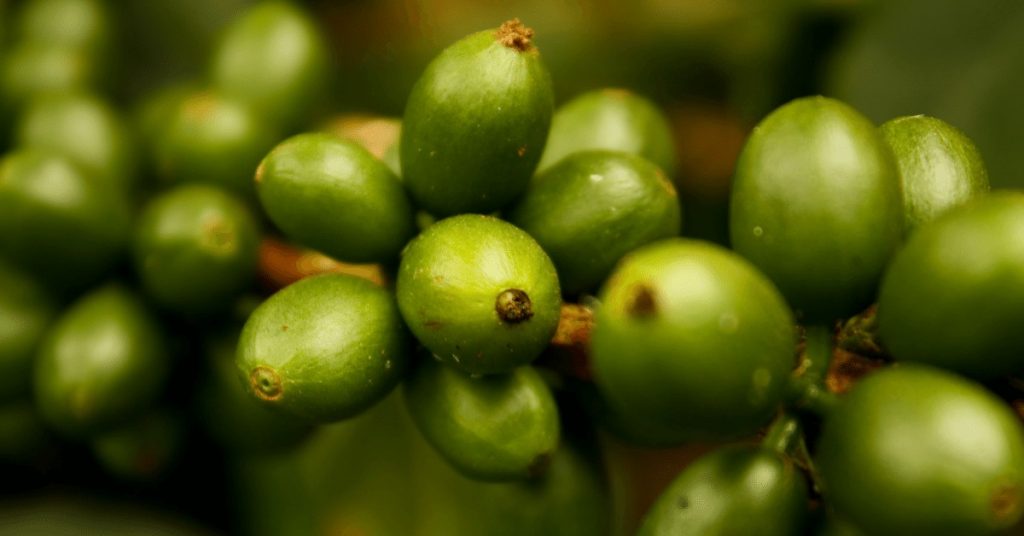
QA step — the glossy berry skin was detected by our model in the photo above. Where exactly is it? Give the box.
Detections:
[403,356,559,481]
[538,88,677,176]
[133,185,260,316]
[236,274,410,423]
[256,132,416,264]
[33,286,170,437]
[400,20,554,216]
[816,365,1024,536]
[508,150,681,296]
[730,96,902,323]
[591,239,795,440]
[880,115,989,234]
[638,446,809,536]
[878,193,1024,378]
[396,215,561,375]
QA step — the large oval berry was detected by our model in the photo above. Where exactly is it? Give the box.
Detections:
[236,274,410,423]
[877,193,1024,378]
[816,365,1024,536]
[879,115,989,233]
[396,215,561,375]
[256,132,415,264]
[729,96,902,323]
[34,286,170,436]
[591,239,795,440]
[210,1,329,130]
[638,446,809,536]
[508,150,681,296]
[403,356,559,481]
[538,88,677,176]
[0,149,131,294]
[134,185,260,316]
[400,20,553,216]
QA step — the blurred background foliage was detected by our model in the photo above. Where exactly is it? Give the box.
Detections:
[2,0,1022,533]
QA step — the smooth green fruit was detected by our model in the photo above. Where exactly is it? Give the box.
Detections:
[879,115,989,233]
[14,0,112,56]
[591,239,795,440]
[16,92,137,191]
[0,150,131,294]
[508,150,682,295]
[256,132,415,263]
[396,215,561,375]
[817,365,1024,536]
[197,327,313,454]
[237,274,410,423]
[403,356,559,481]
[877,193,1024,378]
[134,184,260,316]
[210,1,330,130]
[0,263,55,401]
[155,91,278,200]
[34,286,170,436]
[638,446,809,536]
[400,19,554,215]
[730,96,902,323]
[91,410,181,481]
[538,88,677,176]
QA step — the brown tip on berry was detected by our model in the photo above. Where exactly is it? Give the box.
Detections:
[626,284,658,318]
[991,483,1023,522]
[250,366,284,402]
[496,19,535,52]
[496,288,533,324]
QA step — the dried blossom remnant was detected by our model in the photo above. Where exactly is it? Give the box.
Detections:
[626,284,658,318]
[550,303,593,347]
[825,349,886,394]
[250,366,284,401]
[496,19,535,52]
[496,288,533,324]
